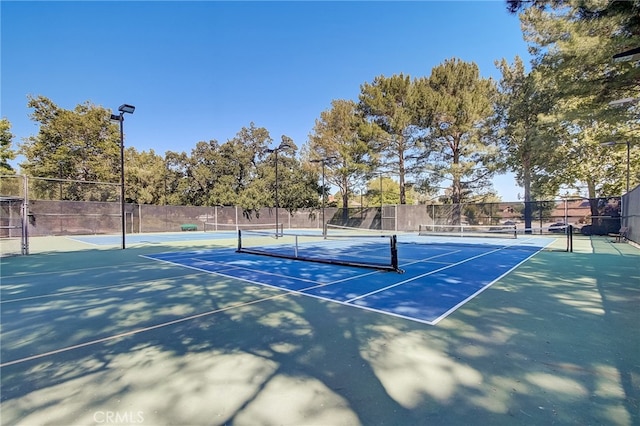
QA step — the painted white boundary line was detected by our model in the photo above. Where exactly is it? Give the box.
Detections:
[0,272,205,304]
[0,279,293,368]
[346,244,547,325]
[428,250,540,325]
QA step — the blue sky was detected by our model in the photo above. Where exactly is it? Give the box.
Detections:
[2,1,530,201]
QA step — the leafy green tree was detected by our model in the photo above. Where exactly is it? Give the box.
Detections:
[508,0,640,81]
[224,124,274,217]
[0,118,16,175]
[516,0,639,205]
[162,123,275,211]
[188,140,224,206]
[221,123,272,209]
[125,148,167,204]
[519,1,638,117]
[164,150,190,205]
[363,176,414,207]
[19,96,121,200]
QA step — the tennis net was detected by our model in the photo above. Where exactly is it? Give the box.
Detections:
[417,224,573,252]
[325,223,395,236]
[204,222,284,234]
[418,224,518,239]
[236,229,401,272]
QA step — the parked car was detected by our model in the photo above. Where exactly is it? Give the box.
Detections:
[548,222,567,233]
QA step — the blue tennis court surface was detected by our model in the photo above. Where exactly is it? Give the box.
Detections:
[144,234,557,325]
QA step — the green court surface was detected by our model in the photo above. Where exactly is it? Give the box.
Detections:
[1,234,638,425]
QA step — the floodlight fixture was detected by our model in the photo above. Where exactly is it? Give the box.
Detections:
[118,104,136,114]
[608,97,639,107]
[266,140,295,153]
[613,46,640,63]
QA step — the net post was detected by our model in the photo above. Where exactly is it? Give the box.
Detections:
[390,235,399,272]
[237,229,242,252]
[567,224,573,252]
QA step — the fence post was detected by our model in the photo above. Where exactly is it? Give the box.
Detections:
[21,175,29,255]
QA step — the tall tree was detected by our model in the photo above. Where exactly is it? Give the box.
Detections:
[422,59,499,223]
[0,118,16,175]
[495,56,551,229]
[307,99,375,220]
[359,74,426,205]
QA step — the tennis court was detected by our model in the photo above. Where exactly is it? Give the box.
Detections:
[144,230,558,325]
[1,230,638,425]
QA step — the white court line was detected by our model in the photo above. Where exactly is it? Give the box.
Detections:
[428,247,544,324]
[189,256,325,285]
[398,249,461,268]
[0,272,206,304]
[0,262,146,280]
[345,246,516,303]
[64,236,103,246]
[0,290,293,368]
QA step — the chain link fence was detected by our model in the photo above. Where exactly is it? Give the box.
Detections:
[1,175,635,255]
[622,186,639,244]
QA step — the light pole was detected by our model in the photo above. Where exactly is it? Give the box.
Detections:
[601,140,631,193]
[380,174,383,210]
[266,140,294,236]
[371,172,384,230]
[110,104,135,249]
[606,96,637,194]
[310,156,335,236]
